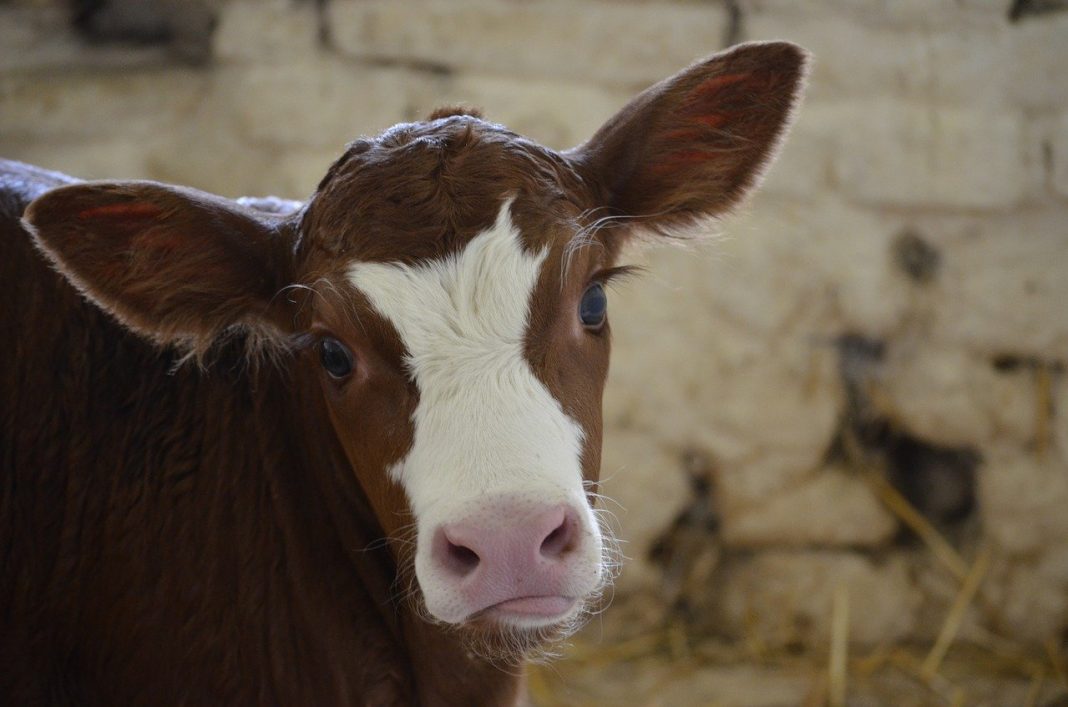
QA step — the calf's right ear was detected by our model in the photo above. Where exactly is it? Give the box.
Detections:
[567,41,809,237]
[23,180,299,356]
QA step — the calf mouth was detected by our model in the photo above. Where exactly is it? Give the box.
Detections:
[470,594,581,628]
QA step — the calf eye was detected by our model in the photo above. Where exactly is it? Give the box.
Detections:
[579,282,608,330]
[318,337,354,379]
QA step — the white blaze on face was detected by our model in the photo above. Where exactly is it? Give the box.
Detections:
[347,200,603,623]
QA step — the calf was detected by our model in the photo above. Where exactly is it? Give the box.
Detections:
[0,42,807,706]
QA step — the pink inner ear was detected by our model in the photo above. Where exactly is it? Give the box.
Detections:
[78,203,163,221]
[690,72,750,99]
[647,72,763,176]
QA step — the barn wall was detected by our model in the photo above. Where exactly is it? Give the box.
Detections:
[2,0,1066,651]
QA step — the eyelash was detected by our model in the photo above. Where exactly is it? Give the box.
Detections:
[590,264,642,287]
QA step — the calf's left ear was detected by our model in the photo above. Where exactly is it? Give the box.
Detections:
[567,41,809,236]
[24,180,298,355]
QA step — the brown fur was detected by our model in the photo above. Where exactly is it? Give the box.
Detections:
[1,42,807,706]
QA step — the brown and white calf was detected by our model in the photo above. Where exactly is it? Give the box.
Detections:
[0,42,807,705]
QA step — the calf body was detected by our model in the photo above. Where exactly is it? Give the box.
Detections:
[0,163,471,704]
[0,42,807,705]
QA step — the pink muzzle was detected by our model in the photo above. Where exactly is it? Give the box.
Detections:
[430,502,586,621]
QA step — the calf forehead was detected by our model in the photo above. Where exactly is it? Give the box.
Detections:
[348,200,585,494]
[347,200,541,376]
[301,116,590,264]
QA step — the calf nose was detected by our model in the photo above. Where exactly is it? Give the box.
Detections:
[431,503,582,612]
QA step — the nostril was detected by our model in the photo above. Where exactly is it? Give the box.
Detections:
[539,512,575,560]
[436,526,482,579]
[446,541,480,576]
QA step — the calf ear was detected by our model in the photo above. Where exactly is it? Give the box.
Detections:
[23,180,298,356]
[567,41,809,235]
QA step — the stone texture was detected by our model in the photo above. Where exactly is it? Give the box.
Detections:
[598,429,691,592]
[879,345,1039,449]
[203,60,425,149]
[835,100,1029,209]
[212,0,319,62]
[718,551,921,646]
[0,5,169,71]
[739,0,1003,29]
[758,100,844,199]
[746,14,1012,105]
[0,69,207,141]
[547,656,814,707]
[720,466,898,548]
[329,0,728,86]
[654,664,813,707]
[605,267,842,474]
[2,136,157,182]
[0,6,77,71]
[981,549,1068,644]
[1007,12,1068,110]
[1055,375,1068,457]
[1053,111,1068,199]
[997,561,1068,643]
[931,210,1068,359]
[980,444,1068,556]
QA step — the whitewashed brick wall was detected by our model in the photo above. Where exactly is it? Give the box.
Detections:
[2,0,1065,649]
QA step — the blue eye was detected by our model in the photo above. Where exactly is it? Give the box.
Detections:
[319,337,354,379]
[579,282,608,329]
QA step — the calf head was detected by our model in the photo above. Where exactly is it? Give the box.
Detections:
[24,42,807,659]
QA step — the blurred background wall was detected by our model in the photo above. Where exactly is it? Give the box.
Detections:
[2,1,1067,704]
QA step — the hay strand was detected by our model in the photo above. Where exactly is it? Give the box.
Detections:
[1046,637,1068,690]
[829,583,850,707]
[866,471,969,581]
[1024,669,1046,707]
[921,545,992,681]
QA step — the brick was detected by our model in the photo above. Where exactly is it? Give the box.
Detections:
[204,60,422,149]
[0,69,206,141]
[834,100,1028,209]
[651,664,812,707]
[1053,112,1068,199]
[144,139,337,201]
[994,557,1068,642]
[1056,376,1068,458]
[758,100,843,199]
[606,250,842,468]
[598,430,690,592]
[929,209,1068,358]
[1006,13,1068,110]
[739,0,1003,30]
[718,551,921,646]
[721,466,897,548]
[1,137,155,182]
[714,195,909,338]
[0,5,171,72]
[980,444,1068,555]
[329,0,728,87]
[212,0,319,63]
[879,346,1039,449]
[746,14,1013,105]
[0,6,83,71]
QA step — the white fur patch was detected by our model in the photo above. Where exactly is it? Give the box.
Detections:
[347,200,602,623]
